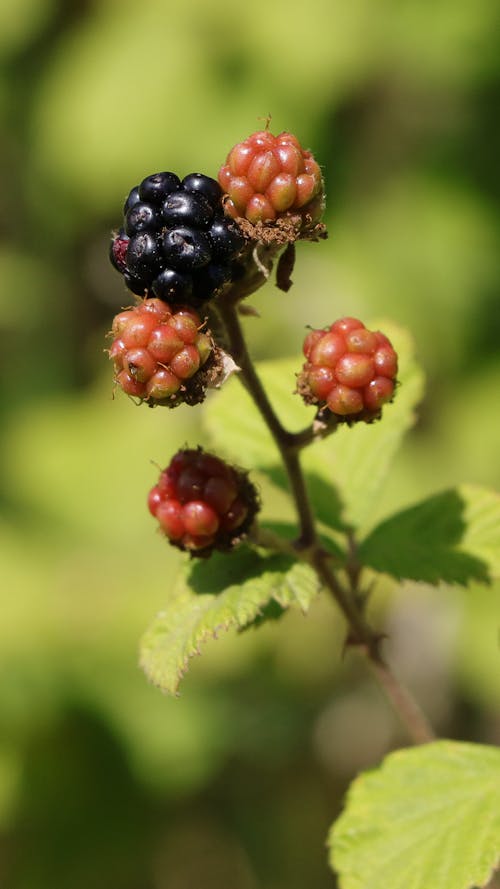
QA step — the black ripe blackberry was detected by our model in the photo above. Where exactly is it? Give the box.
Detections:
[182,173,223,208]
[138,171,180,204]
[110,170,246,305]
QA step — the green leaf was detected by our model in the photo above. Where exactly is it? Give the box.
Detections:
[359,484,500,586]
[139,546,319,694]
[328,740,500,889]
[204,323,424,534]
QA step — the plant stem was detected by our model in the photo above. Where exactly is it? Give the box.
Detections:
[311,550,434,743]
[217,297,435,746]
[216,299,317,547]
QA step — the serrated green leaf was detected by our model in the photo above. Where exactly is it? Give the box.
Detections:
[358,484,500,586]
[328,740,500,889]
[204,323,424,534]
[139,547,319,694]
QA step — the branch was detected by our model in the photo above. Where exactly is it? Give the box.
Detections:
[215,296,436,746]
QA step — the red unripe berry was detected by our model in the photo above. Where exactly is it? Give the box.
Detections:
[175,306,202,325]
[249,130,275,150]
[303,329,324,359]
[170,314,199,344]
[266,173,297,212]
[364,377,395,411]
[335,354,375,388]
[294,174,318,209]
[123,347,156,382]
[112,310,134,337]
[116,370,147,398]
[122,314,158,348]
[140,298,172,320]
[327,385,364,415]
[228,177,254,213]
[307,365,336,400]
[374,345,398,378]
[274,143,304,176]
[147,325,184,363]
[228,142,254,176]
[109,301,212,406]
[304,156,322,179]
[345,328,378,354]
[156,499,185,540]
[146,369,180,400]
[219,129,323,227]
[310,332,346,368]
[330,317,365,335]
[277,132,301,149]
[247,151,281,192]
[109,338,126,367]
[148,486,162,516]
[374,330,392,348]
[298,318,398,419]
[182,501,220,537]
[245,194,277,224]
[169,345,200,379]
[218,165,232,191]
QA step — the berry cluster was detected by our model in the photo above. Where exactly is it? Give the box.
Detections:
[109,172,246,304]
[109,299,213,407]
[218,130,324,228]
[298,317,398,418]
[148,449,259,554]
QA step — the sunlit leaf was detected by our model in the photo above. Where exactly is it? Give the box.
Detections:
[359,484,500,585]
[140,547,319,694]
[329,740,500,889]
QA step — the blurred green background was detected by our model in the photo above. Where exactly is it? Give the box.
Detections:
[1,0,499,886]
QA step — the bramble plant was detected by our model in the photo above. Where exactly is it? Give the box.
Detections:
[107,126,500,889]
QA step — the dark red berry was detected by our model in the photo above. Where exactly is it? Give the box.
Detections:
[182,501,220,537]
[109,230,129,272]
[148,448,259,556]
